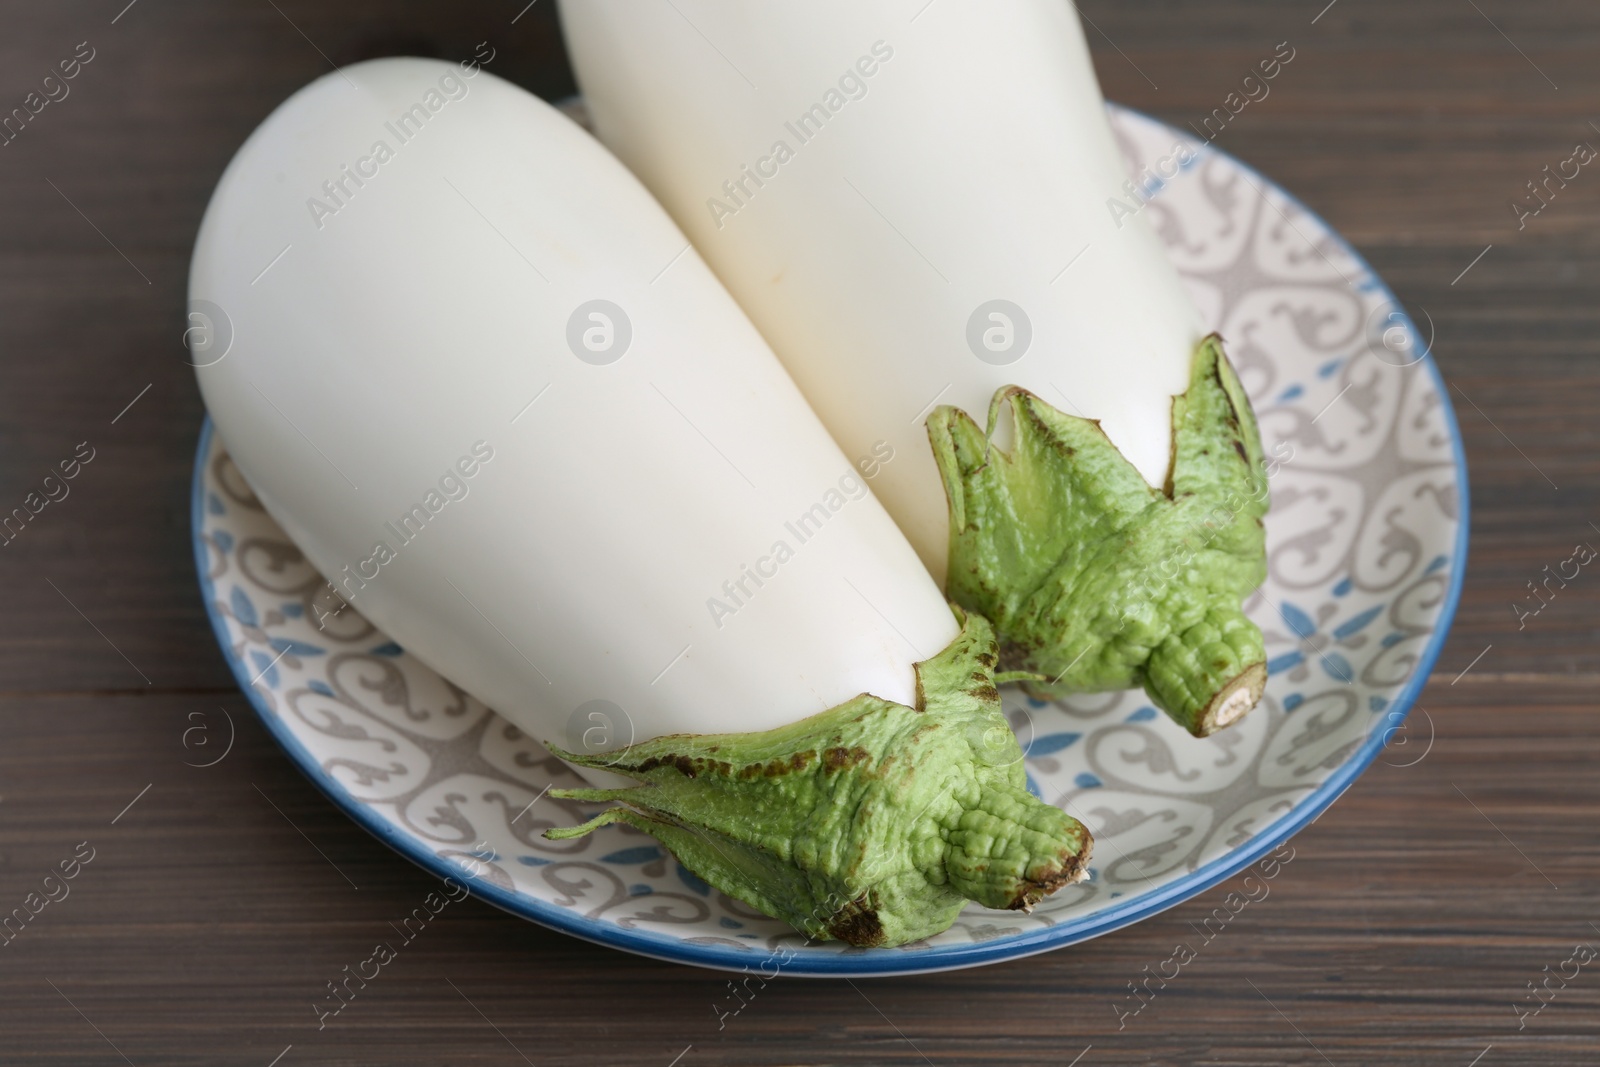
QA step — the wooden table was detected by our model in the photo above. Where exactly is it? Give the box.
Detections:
[1,1,1594,1063]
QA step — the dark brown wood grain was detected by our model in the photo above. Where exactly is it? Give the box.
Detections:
[1,1,1596,1064]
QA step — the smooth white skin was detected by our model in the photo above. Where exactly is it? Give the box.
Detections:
[191,59,957,782]
[558,0,1204,582]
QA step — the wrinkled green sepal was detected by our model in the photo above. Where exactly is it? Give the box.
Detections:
[543,608,1092,947]
[927,335,1269,736]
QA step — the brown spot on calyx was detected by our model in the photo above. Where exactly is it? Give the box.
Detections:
[822,746,870,773]
[1023,405,1070,460]
[629,754,698,778]
[630,754,732,780]
[736,750,817,779]
[970,684,1000,704]
[1232,439,1249,462]
[826,893,887,947]
[1005,849,1092,911]
[997,635,1041,670]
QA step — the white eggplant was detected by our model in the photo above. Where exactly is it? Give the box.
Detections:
[191,57,1089,945]
[558,1,1271,735]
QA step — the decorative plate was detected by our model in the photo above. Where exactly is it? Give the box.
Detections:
[192,103,1467,976]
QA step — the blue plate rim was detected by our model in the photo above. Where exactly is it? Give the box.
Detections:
[189,103,1470,977]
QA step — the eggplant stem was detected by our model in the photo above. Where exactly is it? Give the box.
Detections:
[927,335,1270,736]
[542,607,1091,947]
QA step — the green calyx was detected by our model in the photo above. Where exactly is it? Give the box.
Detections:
[543,608,1092,948]
[927,335,1269,737]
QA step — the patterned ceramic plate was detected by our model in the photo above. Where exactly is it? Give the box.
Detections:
[192,103,1466,976]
